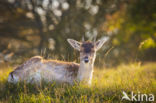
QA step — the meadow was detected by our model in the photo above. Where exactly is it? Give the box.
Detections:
[0,62,155,103]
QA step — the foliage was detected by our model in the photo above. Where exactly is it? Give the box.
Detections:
[0,0,156,66]
[102,0,156,65]
[139,38,156,50]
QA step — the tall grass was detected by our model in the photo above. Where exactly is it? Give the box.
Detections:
[0,62,155,103]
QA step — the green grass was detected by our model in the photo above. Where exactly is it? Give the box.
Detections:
[0,62,155,103]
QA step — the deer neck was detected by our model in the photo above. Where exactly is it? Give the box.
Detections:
[77,61,94,84]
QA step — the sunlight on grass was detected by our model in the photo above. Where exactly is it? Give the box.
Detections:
[0,62,155,103]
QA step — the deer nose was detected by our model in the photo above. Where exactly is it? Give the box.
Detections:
[84,56,89,63]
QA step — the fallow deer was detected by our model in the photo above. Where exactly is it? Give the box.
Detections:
[8,37,109,85]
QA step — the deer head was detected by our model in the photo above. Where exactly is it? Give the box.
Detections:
[67,37,109,64]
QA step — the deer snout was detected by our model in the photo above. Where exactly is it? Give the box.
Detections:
[84,56,89,63]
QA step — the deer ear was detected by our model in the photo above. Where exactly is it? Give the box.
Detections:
[67,39,81,51]
[95,37,109,51]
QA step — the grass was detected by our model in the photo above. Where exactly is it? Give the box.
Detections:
[0,62,155,103]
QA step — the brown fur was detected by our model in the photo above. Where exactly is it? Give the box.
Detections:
[10,56,42,80]
[42,58,79,77]
[14,56,42,71]
[66,63,79,77]
[12,56,79,78]
[81,41,94,53]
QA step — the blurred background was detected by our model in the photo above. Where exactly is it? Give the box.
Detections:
[0,0,156,67]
